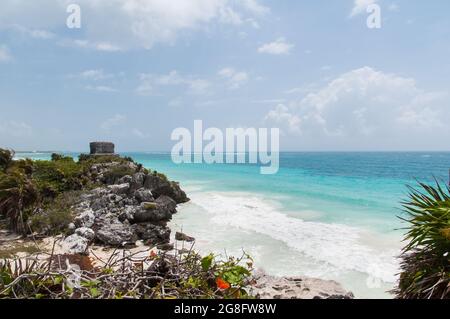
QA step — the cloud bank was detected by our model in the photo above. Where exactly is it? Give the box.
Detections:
[0,0,269,50]
[266,67,449,150]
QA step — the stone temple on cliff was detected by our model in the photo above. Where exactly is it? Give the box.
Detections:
[90,142,115,155]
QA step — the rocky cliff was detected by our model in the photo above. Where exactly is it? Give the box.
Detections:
[62,157,189,255]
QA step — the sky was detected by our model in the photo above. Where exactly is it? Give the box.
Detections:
[0,0,450,152]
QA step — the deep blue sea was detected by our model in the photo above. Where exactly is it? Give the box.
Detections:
[15,151,450,298]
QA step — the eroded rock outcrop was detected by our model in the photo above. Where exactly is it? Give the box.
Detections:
[249,270,354,299]
[62,158,189,253]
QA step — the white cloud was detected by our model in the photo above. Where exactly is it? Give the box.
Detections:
[85,85,117,93]
[0,120,32,137]
[258,38,294,55]
[0,45,13,63]
[168,98,183,107]
[73,69,114,81]
[137,71,211,95]
[10,25,55,39]
[388,3,400,12]
[240,0,270,16]
[350,0,378,17]
[101,114,126,131]
[131,128,147,138]
[61,39,124,52]
[265,104,301,134]
[252,98,286,104]
[135,80,154,96]
[265,67,450,150]
[218,67,249,89]
[0,0,269,50]
[188,79,211,95]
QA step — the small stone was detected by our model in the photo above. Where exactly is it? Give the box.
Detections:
[135,240,145,247]
[132,223,171,245]
[175,232,195,242]
[75,227,95,241]
[62,234,89,255]
[156,243,174,251]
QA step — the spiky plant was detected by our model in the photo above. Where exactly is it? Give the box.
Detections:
[396,180,450,299]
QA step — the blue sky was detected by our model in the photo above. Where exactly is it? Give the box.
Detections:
[0,0,449,152]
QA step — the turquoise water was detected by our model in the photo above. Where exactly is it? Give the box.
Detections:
[15,152,450,298]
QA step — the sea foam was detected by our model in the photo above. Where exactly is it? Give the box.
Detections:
[191,191,400,283]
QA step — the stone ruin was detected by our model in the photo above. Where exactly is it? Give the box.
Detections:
[90,142,115,155]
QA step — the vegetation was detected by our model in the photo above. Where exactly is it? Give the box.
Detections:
[396,180,450,299]
[28,191,84,235]
[0,148,256,300]
[0,149,140,235]
[103,165,136,184]
[0,248,254,299]
[0,154,38,233]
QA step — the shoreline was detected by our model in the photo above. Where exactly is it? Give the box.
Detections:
[1,151,355,299]
[9,151,405,298]
[169,188,400,299]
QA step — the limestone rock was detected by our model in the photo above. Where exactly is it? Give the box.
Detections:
[133,196,177,223]
[249,270,354,299]
[130,172,146,191]
[144,174,189,204]
[175,232,195,242]
[75,227,95,241]
[62,234,89,255]
[154,195,177,214]
[96,218,137,246]
[108,183,130,195]
[74,209,95,228]
[134,188,154,203]
[132,223,171,245]
[118,175,133,184]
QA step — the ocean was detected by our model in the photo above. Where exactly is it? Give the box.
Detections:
[15,151,450,298]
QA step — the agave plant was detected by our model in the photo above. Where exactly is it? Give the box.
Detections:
[396,179,450,299]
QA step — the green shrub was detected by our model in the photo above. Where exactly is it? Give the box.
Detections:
[396,180,450,299]
[0,149,14,171]
[0,170,38,233]
[0,148,139,235]
[51,153,74,162]
[153,171,168,182]
[103,165,136,183]
[32,160,83,195]
[29,191,81,235]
